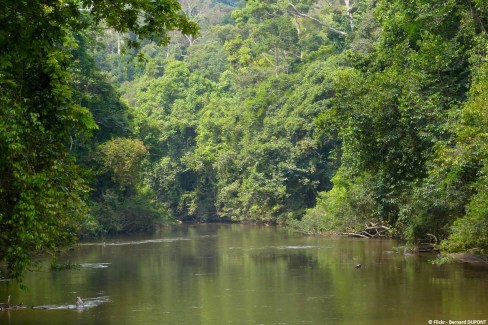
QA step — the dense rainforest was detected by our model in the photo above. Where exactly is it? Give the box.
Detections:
[1,0,488,282]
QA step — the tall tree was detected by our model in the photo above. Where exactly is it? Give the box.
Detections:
[0,0,198,281]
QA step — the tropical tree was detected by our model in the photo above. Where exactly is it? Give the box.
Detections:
[0,0,198,281]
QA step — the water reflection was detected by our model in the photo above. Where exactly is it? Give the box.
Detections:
[0,224,487,325]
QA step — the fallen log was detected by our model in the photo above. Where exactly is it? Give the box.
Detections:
[0,304,27,311]
[0,295,110,312]
[339,232,370,238]
[339,223,390,239]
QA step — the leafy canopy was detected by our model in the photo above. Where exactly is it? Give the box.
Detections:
[0,0,198,281]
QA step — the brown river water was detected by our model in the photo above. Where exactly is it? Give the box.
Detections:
[1,223,487,324]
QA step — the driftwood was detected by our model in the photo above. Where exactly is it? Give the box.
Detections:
[0,296,109,312]
[0,304,27,311]
[340,232,370,238]
[339,223,391,239]
[0,304,85,311]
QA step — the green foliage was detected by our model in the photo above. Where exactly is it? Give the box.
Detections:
[185,41,230,81]
[87,137,171,234]
[90,188,170,233]
[126,60,216,221]
[51,261,81,271]
[297,169,379,234]
[98,138,149,191]
[441,181,488,255]
[85,0,199,49]
[439,48,488,254]
[71,0,488,260]
[4,0,485,277]
[292,0,488,255]
[0,0,198,281]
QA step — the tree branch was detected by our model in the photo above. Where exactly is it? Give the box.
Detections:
[288,1,347,36]
[339,232,370,238]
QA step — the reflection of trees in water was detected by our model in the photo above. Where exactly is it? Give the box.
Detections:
[249,248,319,270]
[3,224,487,324]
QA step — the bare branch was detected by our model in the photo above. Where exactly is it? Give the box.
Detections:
[339,232,370,238]
[288,1,347,36]
[184,34,195,46]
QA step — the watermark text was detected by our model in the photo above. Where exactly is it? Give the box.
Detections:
[428,320,487,325]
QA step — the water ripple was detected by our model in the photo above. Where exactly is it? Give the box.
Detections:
[80,263,111,269]
[79,237,191,246]
[31,296,110,311]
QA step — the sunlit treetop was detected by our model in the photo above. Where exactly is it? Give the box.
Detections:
[0,0,200,53]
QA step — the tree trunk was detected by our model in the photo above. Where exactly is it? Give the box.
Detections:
[344,0,354,32]
[275,47,279,76]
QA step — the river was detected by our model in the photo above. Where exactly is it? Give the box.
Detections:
[1,224,487,324]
